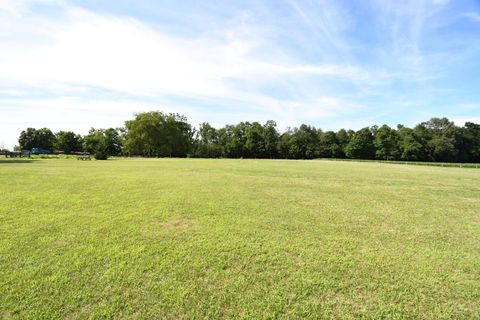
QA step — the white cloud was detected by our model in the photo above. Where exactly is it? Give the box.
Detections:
[0,2,367,97]
[451,117,480,126]
[0,0,370,148]
[0,0,29,16]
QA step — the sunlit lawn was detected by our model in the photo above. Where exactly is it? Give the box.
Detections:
[1,158,479,319]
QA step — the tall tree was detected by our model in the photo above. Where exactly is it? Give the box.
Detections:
[289,124,320,159]
[83,129,108,160]
[335,129,350,158]
[19,128,56,150]
[124,111,193,157]
[345,127,375,159]
[277,130,293,159]
[245,122,265,158]
[421,118,458,162]
[83,128,122,160]
[18,128,37,150]
[104,128,123,156]
[457,122,480,162]
[223,123,249,158]
[374,125,399,160]
[319,131,342,158]
[397,125,426,161]
[195,122,222,158]
[55,131,83,153]
[263,120,279,159]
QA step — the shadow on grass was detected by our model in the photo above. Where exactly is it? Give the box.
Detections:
[0,160,35,164]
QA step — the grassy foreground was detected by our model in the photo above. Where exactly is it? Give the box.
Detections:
[1,158,479,319]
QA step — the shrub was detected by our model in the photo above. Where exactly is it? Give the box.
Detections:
[93,150,109,160]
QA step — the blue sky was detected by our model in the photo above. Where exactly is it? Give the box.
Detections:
[1,0,480,149]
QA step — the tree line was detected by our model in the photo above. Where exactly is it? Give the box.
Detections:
[16,111,480,162]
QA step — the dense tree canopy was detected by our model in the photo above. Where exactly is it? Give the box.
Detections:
[19,128,56,150]
[319,131,339,158]
[83,128,123,160]
[16,113,480,163]
[124,111,193,157]
[374,125,399,160]
[459,122,480,163]
[345,127,375,159]
[195,122,222,158]
[55,131,83,154]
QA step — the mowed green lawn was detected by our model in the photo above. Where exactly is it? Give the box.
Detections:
[1,158,479,319]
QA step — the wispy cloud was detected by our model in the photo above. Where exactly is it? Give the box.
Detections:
[284,0,352,62]
[464,12,480,22]
[0,1,366,99]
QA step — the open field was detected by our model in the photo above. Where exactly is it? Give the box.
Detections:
[317,158,480,169]
[1,158,479,319]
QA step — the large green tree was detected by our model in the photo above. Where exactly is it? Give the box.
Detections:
[374,125,399,160]
[195,122,222,158]
[55,131,83,154]
[245,122,265,158]
[421,118,458,162]
[335,129,351,158]
[124,111,193,157]
[83,128,122,160]
[289,125,320,159]
[345,127,375,159]
[263,120,279,159]
[319,131,342,158]
[104,128,124,156]
[397,125,426,161]
[223,123,250,158]
[19,128,56,151]
[457,122,480,162]
[277,130,293,159]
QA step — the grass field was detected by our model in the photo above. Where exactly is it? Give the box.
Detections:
[1,158,479,319]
